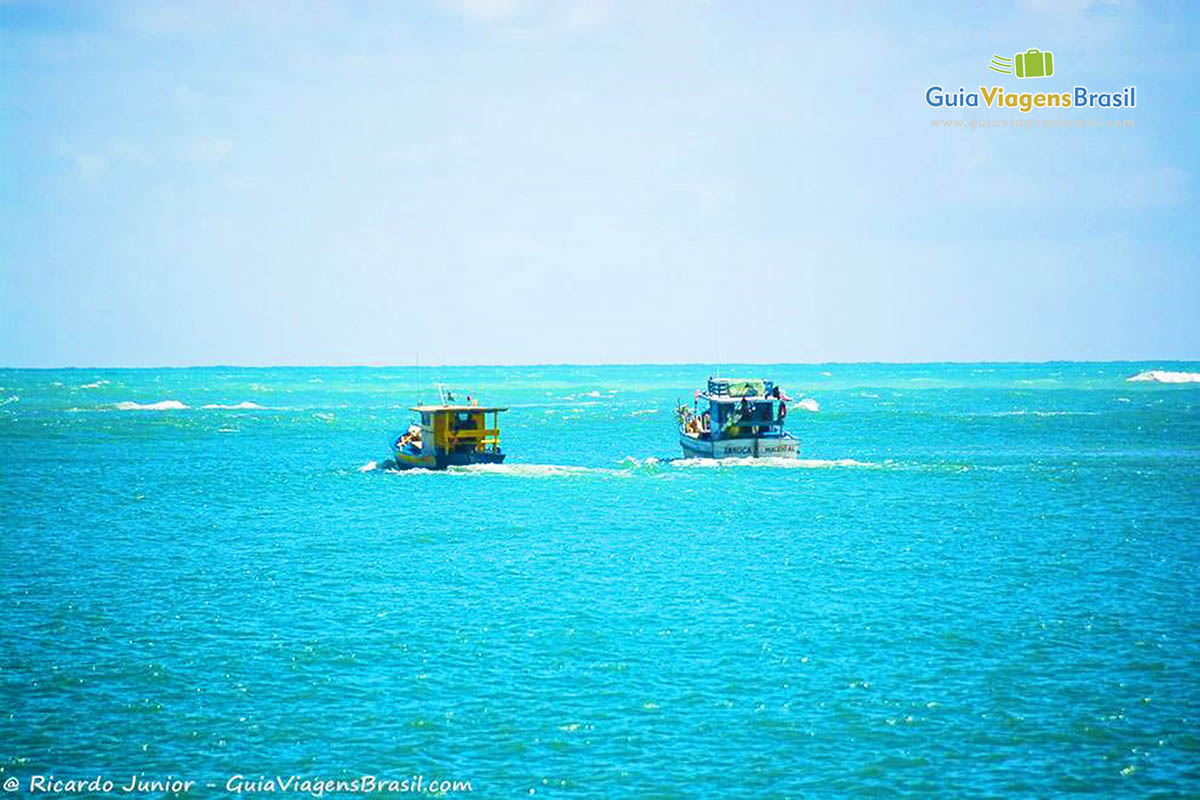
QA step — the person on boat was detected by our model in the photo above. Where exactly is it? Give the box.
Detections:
[701,410,711,432]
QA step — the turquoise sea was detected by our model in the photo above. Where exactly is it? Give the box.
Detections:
[2,362,1198,798]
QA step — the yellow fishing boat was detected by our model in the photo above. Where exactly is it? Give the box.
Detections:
[392,387,507,470]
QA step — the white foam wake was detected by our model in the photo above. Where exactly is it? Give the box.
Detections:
[796,398,820,412]
[449,463,603,478]
[115,400,188,411]
[369,457,877,478]
[372,462,626,478]
[669,456,876,469]
[1126,370,1200,384]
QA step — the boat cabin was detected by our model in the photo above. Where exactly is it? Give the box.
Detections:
[688,378,788,440]
[393,402,508,469]
[678,376,800,459]
[410,405,505,456]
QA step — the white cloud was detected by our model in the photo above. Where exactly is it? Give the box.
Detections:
[58,143,107,178]
[1021,0,1127,11]
[438,0,616,33]
[438,0,526,23]
[180,136,233,166]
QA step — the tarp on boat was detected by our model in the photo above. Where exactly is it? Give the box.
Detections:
[722,379,765,397]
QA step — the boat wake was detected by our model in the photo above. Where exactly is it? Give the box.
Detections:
[361,456,878,477]
[662,456,876,469]
[450,463,599,478]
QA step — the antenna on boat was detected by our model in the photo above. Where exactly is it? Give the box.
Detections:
[436,383,447,405]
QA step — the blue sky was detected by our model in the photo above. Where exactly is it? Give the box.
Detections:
[1,0,1197,366]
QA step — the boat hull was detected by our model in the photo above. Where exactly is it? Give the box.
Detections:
[679,432,799,460]
[391,449,506,470]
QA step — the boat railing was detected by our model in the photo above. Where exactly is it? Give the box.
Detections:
[446,428,501,447]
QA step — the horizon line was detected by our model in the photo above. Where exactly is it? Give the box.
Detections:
[2,358,1197,370]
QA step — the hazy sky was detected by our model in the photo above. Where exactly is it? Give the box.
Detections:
[1,0,1197,366]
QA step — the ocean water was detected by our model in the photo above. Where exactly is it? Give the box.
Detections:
[1,362,1198,798]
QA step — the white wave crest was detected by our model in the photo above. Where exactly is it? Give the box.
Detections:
[201,402,267,410]
[796,398,820,412]
[80,380,110,389]
[631,409,659,416]
[115,400,188,411]
[359,460,378,472]
[1126,370,1200,384]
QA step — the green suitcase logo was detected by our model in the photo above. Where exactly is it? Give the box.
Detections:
[1015,48,1053,78]
[989,49,1055,78]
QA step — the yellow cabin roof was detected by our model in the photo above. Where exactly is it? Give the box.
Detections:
[410,405,508,413]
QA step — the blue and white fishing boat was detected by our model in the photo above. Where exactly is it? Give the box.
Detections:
[677,377,800,459]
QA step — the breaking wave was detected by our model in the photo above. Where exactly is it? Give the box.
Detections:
[80,380,110,389]
[115,400,188,411]
[796,398,820,412]
[1126,370,1200,384]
